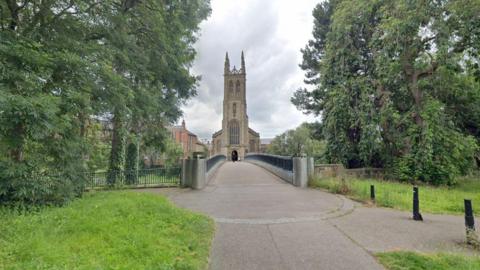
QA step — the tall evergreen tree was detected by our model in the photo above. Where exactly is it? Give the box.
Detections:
[294,0,479,184]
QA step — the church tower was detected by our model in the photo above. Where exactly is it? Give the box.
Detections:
[211,51,260,160]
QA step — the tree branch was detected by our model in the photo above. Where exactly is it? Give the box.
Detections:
[416,52,438,80]
[5,0,20,30]
[51,0,76,21]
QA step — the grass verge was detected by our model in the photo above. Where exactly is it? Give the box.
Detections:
[0,191,214,270]
[310,177,480,215]
[377,251,480,270]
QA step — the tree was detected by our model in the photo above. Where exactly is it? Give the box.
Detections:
[0,0,211,205]
[294,0,384,168]
[373,0,478,183]
[267,123,326,160]
[0,0,104,204]
[292,0,340,114]
[97,0,210,184]
[294,0,479,184]
[163,139,184,168]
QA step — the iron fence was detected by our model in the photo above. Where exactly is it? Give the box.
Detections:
[207,154,226,172]
[85,167,181,189]
[245,153,293,171]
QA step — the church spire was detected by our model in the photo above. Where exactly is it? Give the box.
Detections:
[224,52,230,74]
[241,51,246,73]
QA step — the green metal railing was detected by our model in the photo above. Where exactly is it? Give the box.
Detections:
[85,167,181,189]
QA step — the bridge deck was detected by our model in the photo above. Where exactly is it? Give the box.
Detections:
[147,161,383,270]
[142,161,477,269]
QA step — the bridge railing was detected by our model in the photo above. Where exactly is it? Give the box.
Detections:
[245,153,293,171]
[245,153,313,188]
[207,154,226,172]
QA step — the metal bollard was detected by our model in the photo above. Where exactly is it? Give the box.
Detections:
[465,199,475,230]
[413,186,423,221]
[370,185,375,202]
[464,199,479,246]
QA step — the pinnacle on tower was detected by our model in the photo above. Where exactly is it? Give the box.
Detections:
[241,51,246,73]
[224,52,230,74]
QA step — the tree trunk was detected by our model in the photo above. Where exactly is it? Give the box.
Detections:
[6,0,19,30]
[107,109,126,185]
[410,74,424,127]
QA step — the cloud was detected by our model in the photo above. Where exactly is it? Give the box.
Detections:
[182,0,319,140]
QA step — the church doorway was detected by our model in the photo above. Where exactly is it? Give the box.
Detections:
[231,150,238,162]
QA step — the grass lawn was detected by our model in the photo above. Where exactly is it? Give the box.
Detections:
[0,191,214,270]
[377,251,480,270]
[310,177,480,215]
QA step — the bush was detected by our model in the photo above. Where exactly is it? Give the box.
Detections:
[391,101,479,185]
[0,161,85,207]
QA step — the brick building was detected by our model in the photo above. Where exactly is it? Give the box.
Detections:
[168,120,205,159]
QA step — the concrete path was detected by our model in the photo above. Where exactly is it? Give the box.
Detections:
[329,204,480,255]
[145,162,382,269]
[143,161,480,269]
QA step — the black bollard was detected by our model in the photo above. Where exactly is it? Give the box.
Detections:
[464,199,479,246]
[413,186,423,221]
[465,199,475,230]
[370,185,375,202]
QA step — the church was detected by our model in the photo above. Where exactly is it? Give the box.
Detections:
[211,52,260,161]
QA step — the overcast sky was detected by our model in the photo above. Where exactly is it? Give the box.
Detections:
[181,0,319,140]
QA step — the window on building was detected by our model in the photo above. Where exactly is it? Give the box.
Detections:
[233,103,236,117]
[229,81,234,95]
[229,120,240,145]
[235,80,241,96]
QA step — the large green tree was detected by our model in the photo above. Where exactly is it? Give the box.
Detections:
[0,0,210,204]
[294,0,479,184]
[0,0,104,204]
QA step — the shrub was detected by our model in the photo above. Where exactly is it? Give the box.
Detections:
[391,101,478,186]
[0,161,85,207]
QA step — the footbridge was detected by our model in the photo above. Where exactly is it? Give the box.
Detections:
[181,153,315,190]
[142,154,476,270]
[148,158,382,270]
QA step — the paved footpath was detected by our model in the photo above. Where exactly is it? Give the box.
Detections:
[143,162,479,270]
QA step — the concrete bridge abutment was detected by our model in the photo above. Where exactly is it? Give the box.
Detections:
[182,155,226,189]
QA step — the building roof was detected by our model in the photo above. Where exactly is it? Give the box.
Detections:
[195,141,206,147]
[167,124,198,138]
[212,130,223,138]
[248,128,259,136]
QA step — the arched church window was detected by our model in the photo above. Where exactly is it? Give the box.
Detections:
[229,120,240,145]
[235,80,241,96]
[229,81,234,95]
[233,103,237,117]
